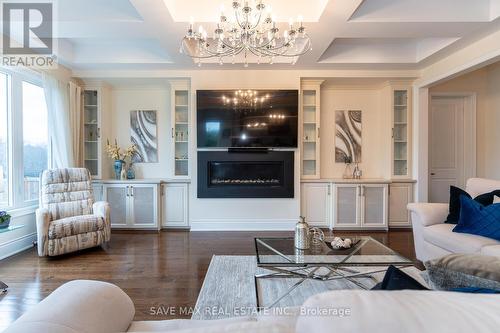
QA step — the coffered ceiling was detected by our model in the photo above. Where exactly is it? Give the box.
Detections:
[36,0,500,70]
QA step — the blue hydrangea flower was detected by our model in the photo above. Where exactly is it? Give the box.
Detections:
[0,211,6,217]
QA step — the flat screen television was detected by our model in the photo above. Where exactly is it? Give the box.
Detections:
[197,90,298,148]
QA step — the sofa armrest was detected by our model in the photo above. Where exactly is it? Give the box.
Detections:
[35,207,51,256]
[407,203,449,227]
[4,280,134,333]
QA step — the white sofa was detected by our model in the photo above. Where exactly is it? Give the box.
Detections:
[408,178,500,262]
[5,280,500,333]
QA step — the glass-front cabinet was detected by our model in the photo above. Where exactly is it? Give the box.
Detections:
[392,88,411,178]
[170,81,190,178]
[301,80,323,179]
[83,89,101,178]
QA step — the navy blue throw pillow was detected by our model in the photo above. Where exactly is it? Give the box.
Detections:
[371,265,428,291]
[445,186,500,224]
[453,195,500,241]
[449,287,500,294]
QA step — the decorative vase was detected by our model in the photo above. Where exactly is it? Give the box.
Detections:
[120,167,127,180]
[127,164,136,179]
[114,160,124,180]
[0,217,10,229]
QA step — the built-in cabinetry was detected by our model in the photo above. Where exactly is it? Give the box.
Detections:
[92,180,189,230]
[301,80,323,179]
[333,183,388,230]
[391,87,412,178]
[171,81,190,178]
[102,182,160,229]
[161,183,189,228]
[301,181,389,230]
[388,182,414,228]
[83,89,102,178]
[300,182,331,228]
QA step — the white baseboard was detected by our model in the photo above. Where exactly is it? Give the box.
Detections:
[0,232,36,260]
[190,218,296,231]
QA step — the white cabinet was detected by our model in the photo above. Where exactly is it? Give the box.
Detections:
[103,183,159,229]
[161,183,189,228]
[332,184,388,230]
[170,81,190,178]
[389,182,413,228]
[333,184,360,229]
[301,80,324,179]
[301,183,331,228]
[361,185,388,228]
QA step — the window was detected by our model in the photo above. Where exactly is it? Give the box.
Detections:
[22,81,48,202]
[0,73,8,207]
[0,68,50,210]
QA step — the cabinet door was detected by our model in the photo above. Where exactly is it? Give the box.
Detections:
[333,185,360,229]
[130,185,158,228]
[104,185,129,228]
[389,183,413,227]
[361,185,388,229]
[301,183,331,228]
[92,183,103,202]
[162,184,188,228]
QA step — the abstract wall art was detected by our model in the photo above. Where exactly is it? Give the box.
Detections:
[335,110,362,163]
[130,110,158,163]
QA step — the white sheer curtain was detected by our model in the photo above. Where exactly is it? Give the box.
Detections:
[68,81,83,167]
[42,73,74,168]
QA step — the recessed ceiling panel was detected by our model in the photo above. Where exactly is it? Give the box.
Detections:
[59,0,143,22]
[320,37,459,64]
[163,0,329,22]
[350,0,492,22]
[69,39,172,64]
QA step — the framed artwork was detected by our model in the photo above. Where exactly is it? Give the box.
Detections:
[335,110,362,163]
[130,110,158,163]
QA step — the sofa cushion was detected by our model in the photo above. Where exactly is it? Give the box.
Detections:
[481,245,500,257]
[424,254,500,290]
[423,223,500,253]
[296,290,500,333]
[48,215,105,239]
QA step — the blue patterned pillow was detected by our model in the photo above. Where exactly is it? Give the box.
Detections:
[453,195,500,241]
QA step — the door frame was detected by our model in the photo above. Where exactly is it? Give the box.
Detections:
[428,92,476,198]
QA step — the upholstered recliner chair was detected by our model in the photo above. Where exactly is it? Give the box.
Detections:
[35,168,110,256]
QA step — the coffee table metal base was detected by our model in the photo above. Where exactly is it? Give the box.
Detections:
[254,264,405,308]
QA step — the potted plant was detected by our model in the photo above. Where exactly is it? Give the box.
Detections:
[0,211,11,229]
[105,139,137,180]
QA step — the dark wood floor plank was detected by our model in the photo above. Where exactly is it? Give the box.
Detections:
[0,229,415,329]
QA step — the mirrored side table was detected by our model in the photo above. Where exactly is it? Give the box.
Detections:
[0,225,24,293]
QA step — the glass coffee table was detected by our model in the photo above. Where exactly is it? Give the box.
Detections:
[254,236,413,308]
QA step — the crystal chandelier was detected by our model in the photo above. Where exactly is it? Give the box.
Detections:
[180,1,312,67]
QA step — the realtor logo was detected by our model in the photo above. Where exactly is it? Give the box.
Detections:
[1,0,57,68]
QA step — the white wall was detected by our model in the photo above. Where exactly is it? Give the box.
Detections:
[429,62,500,180]
[320,87,389,179]
[108,86,171,179]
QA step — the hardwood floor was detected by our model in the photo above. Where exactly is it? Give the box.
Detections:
[0,229,416,330]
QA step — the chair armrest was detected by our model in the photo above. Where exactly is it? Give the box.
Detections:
[407,203,449,227]
[35,207,51,256]
[93,201,110,221]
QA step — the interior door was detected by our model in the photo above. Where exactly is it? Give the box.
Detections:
[429,96,465,203]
